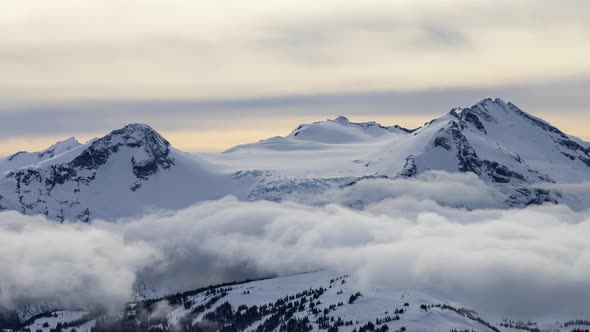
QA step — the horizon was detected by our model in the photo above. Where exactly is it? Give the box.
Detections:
[1,96,588,156]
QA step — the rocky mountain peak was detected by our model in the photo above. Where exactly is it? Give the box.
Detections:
[69,124,174,181]
[38,137,81,159]
[333,115,350,123]
[0,124,178,221]
[475,97,508,108]
[107,123,171,150]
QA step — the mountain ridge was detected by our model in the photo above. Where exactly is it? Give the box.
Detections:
[1,98,589,221]
[0,123,258,221]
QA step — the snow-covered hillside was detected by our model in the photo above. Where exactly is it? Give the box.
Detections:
[0,124,259,221]
[226,116,412,152]
[8,270,590,332]
[215,98,590,208]
[221,99,590,184]
[1,98,589,221]
[0,137,81,173]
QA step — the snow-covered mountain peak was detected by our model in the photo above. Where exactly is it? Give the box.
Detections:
[41,137,81,157]
[225,116,413,152]
[219,98,589,209]
[476,97,508,107]
[6,137,81,162]
[0,122,269,221]
[366,98,589,206]
[105,123,170,151]
[460,97,510,115]
[448,98,507,122]
[0,124,187,221]
[70,123,172,171]
[0,137,82,173]
[284,117,407,144]
[333,115,350,123]
[447,98,562,135]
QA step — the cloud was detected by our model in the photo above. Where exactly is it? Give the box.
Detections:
[0,175,589,318]
[416,24,469,49]
[533,182,590,195]
[531,182,590,211]
[1,0,590,102]
[297,171,506,209]
[0,212,160,311]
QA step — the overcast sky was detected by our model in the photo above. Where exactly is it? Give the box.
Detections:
[1,0,589,155]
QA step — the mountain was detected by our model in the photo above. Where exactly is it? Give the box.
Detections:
[0,137,81,173]
[370,98,590,206]
[383,98,590,183]
[0,124,259,221]
[226,116,413,152]
[221,98,590,208]
[10,270,589,332]
[1,98,589,221]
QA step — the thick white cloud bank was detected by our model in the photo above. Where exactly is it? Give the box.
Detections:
[0,212,159,311]
[1,174,590,318]
[298,171,506,209]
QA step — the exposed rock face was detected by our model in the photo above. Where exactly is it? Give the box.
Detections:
[70,123,173,176]
[0,124,176,221]
[396,156,417,178]
[384,98,582,205]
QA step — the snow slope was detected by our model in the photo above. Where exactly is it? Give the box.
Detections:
[22,310,94,332]
[0,124,260,221]
[227,116,412,152]
[217,98,590,208]
[0,137,81,173]
[221,99,590,184]
[12,270,588,332]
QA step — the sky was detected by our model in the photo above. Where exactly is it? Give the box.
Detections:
[1,0,589,155]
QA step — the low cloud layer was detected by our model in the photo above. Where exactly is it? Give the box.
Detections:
[300,171,506,209]
[531,182,590,211]
[1,174,589,318]
[0,212,159,311]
